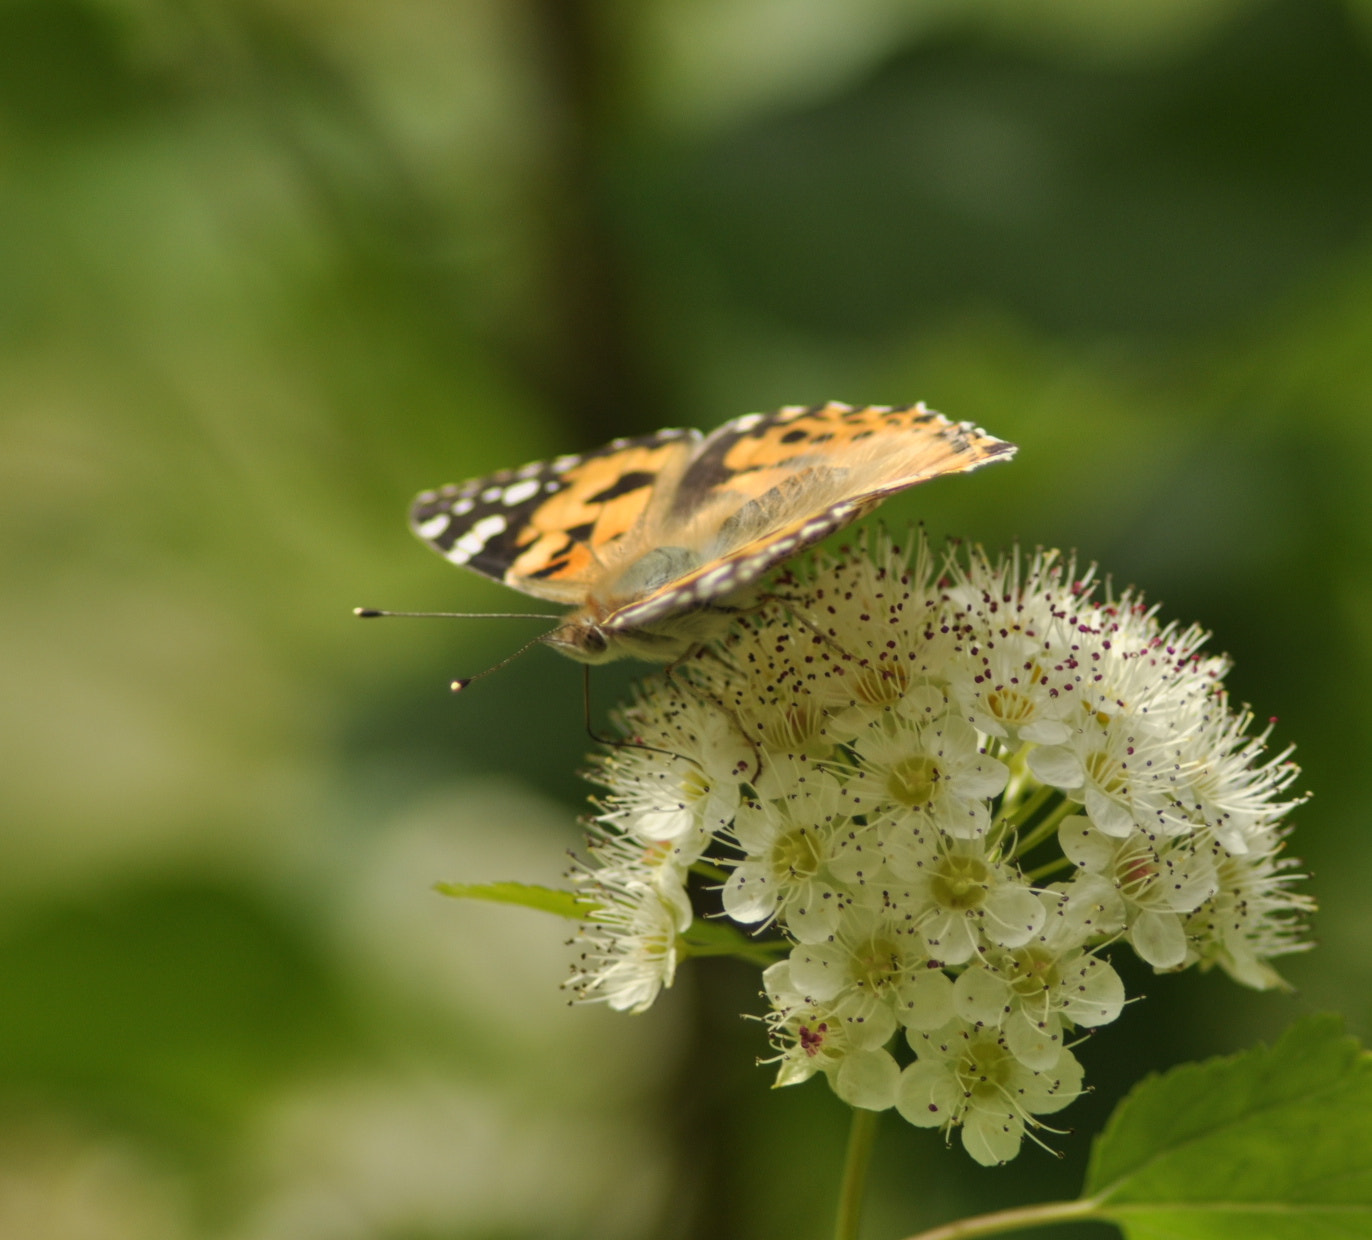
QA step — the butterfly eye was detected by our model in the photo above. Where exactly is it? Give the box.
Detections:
[581,628,609,656]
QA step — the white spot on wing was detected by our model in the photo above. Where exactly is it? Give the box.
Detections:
[446,513,507,565]
[501,478,540,506]
[694,565,736,595]
[417,514,449,540]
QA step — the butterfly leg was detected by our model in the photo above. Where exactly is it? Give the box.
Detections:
[581,664,691,763]
[661,647,764,785]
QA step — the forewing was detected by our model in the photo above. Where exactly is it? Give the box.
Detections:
[411,429,700,604]
[605,402,1014,630]
[668,401,1013,523]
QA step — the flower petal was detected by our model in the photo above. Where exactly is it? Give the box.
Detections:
[835,1049,901,1111]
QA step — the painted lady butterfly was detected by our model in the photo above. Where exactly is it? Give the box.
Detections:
[410,402,1015,664]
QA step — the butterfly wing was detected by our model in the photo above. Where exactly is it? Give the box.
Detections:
[601,402,1015,631]
[410,429,701,605]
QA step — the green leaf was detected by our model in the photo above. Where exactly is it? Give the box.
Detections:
[1084,1014,1372,1239]
[678,918,788,967]
[435,881,597,920]
[435,883,787,966]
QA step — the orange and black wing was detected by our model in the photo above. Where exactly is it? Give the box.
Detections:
[604,402,1015,630]
[410,429,700,605]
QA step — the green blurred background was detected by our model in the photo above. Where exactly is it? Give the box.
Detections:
[3,0,1371,1236]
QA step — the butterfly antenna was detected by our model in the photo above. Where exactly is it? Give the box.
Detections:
[353,606,561,691]
[449,629,560,692]
[354,607,560,621]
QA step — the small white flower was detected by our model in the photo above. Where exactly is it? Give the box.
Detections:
[566,836,694,1013]
[1171,703,1303,855]
[1067,598,1223,730]
[894,836,1046,965]
[1058,813,1219,969]
[592,691,750,844]
[1184,830,1313,989]
[897,1021,1084,1164]
[794,530,953,721]
[848,703,1010,841]
[786,906,932,1046]
[946,631,1075,746]
[723,759,880,942]
[683,610,840,759]
[763,960,877,1085]
[953,932,1125,1070]
[937,544,1088,657]
[1027,710,1191,839]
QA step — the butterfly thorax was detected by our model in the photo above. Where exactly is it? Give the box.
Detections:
[540,617,673,664]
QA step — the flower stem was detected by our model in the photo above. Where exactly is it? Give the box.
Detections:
[690,859,730,882]
[992,781,1055,844]
[677,919,788,966]
[1010,797,1075,860]
[834,1107,880,1240]
[897,1196,1100,1240]
[1023,854,1074,883]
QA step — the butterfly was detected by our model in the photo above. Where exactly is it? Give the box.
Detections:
[409,402,1015,664]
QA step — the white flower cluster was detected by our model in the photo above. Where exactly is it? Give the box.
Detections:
[566,531,1311,1164]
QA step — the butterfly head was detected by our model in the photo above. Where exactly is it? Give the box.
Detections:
[541,619,617,664]
[540,610,712,665]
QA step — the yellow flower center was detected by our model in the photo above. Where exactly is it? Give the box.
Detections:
[761,696,827,753]
[1084,749,1127,795]
[955,1036,1015,1104]
[770,827,822,880]
[929,854,990,911]
[888,754,940,807]
[1007,946,1060,1000]
[984,687,1035,725]
[681,766,712,804]
[853,660,910,707]
[849,933,903,994]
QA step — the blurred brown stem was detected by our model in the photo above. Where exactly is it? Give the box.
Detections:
[522,0,665,443]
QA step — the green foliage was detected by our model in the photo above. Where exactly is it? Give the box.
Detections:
[678,919,789,968]
[436,881,787,967]
[1085,1016,1372,1239]
[435,881,596,921]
